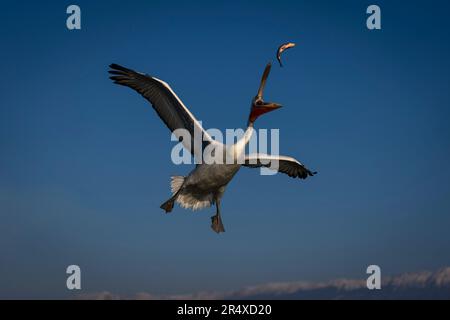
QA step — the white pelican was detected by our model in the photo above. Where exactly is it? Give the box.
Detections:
[109,63,316,233]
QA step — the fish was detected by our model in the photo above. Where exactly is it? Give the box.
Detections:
[276,42,296,67]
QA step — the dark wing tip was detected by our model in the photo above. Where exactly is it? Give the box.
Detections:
[306,169,317,177]
[297,166,317,179]
[108,64,143,86]
[109,63,125,70]
[109,63,136,75]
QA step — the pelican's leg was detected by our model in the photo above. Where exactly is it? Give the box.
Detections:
[160,189,182,213]
[160,196,175,213]
[211,197,225,233]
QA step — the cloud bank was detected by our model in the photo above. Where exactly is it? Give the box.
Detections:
[77,267,450,300]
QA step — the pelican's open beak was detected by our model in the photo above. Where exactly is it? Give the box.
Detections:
[255,101,282,116]
[249,101,282,122]
[261,102,282,110]
[255,63,282,112]
[248,63,282,124]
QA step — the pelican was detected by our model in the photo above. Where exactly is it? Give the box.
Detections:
[109,62,316,233]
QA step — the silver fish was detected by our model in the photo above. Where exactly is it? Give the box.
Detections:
[277,42,296,67]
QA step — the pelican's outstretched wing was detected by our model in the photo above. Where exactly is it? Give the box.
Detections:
[243,154,317,179]
[109,63,213,157]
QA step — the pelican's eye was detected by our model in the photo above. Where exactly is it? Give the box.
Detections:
[255,99,263,106]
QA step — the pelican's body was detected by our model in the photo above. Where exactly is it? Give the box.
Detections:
[109,63,315,233]
[174,163,240,210]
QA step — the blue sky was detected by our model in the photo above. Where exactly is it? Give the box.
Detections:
[1,0,450,298]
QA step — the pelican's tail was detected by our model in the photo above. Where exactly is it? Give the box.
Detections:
[160,176,184,213]
[170,176,185,195]
[162,175,213,212]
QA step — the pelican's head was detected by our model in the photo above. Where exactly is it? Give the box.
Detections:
[248,97,282,124]
[248,62,282,125]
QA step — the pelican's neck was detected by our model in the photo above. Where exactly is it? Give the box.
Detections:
[243,122,254,145]
[230,123,254,162]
